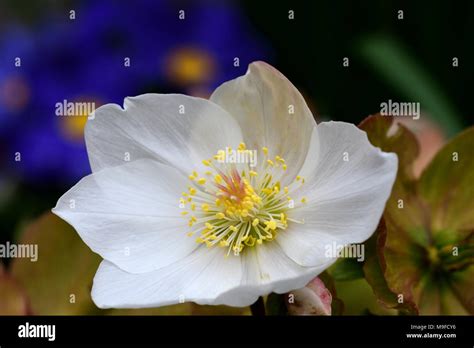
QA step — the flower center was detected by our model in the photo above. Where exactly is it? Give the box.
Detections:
[179,143,307,256]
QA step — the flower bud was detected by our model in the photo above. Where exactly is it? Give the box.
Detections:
[286,277,332,315]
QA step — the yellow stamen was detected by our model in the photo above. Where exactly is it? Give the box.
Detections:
[265,220,277,231]
[180,145,296,256]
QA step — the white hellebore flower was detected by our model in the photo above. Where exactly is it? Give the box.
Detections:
[53,61,397,309]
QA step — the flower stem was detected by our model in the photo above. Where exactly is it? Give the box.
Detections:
[250,296,266,316]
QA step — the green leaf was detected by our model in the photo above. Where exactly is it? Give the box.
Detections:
[328,257,364,281]
[266,293,288,316]
[447,265,474,314]
[361,118,474,314]
[359,115,426,314]
[359,114,420,181]
[10,212,102,315]
[334,278,394,315]
[359,115,427,237]
[363,222,418,314]
[419,126,474,233]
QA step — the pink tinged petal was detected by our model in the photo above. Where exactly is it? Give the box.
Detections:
[286,277,332,316]
[210,61,317,184]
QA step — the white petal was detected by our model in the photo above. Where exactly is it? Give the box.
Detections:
[277,225,344,267]
[52,159,196,274]
[210,61,316,183]
[91,247,242,308]
[92,242,330,309]
[279,121,398,266]
[217,243,332,307]
[86,94,244,174]
[294,125,320,178]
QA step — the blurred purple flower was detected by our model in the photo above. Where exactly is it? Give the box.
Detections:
[1,0,271,184]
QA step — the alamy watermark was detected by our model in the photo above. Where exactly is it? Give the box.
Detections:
[18,322,55,341]
[0,241,38,262]
[216,147,257,167]
[380,99,420,120]
[325,242,365,262]
[55,99,96,119]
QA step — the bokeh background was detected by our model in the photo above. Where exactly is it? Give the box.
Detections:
[0,0,472,315]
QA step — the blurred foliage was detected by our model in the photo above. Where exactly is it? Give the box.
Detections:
[9,212,102,315]
[357,115,421,314]
[243,0,472,129]
[0,0,269,265]
[0,262,30,315]
[266,293,287,316]
[334,278,398,316]
[328,254,365,281]
[362,221,418,315]
[0,273,30,315]
[358,36,463,136]
[360,115,474,315]
[0,213,248,315]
